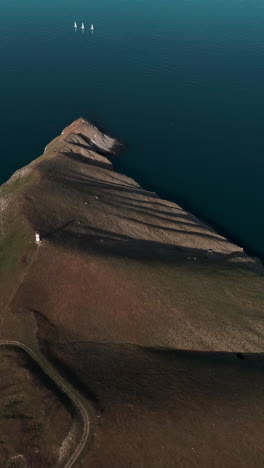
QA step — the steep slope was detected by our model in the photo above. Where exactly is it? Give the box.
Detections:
[0,118,264,467]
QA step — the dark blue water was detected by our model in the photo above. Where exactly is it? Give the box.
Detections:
[1,0,264,257]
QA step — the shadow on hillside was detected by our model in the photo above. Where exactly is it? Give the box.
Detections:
[65,134,111,157]
[52,167,231,242]
[39,333,264,410]
[65,131,124,156]
[32,307,264,467]
[58,170,159,198]
[43,221,249,269]
[26,156,260,271]
[60,150,111,170]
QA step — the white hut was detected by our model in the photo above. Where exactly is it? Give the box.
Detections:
[35,232,40,244]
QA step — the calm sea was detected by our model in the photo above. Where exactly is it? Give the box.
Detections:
[1,0,264,257]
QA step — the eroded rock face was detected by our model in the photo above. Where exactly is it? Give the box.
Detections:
[43,118,122,169]
[0,119,264,468]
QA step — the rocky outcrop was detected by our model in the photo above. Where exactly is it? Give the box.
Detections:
[43,118,122,169]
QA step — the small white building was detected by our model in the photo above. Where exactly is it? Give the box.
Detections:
[35,232,40,244]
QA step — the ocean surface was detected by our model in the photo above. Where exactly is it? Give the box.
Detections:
[1,0,264,257]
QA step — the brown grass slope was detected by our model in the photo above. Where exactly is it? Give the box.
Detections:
[0,118,264,467]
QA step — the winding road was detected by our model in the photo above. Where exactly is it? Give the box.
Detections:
[1,238,90,466]
[0,340,90,468]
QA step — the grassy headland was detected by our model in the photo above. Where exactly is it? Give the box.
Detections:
[0,118,263,467]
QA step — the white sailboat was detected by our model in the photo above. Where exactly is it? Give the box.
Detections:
[90,24,94,31]
[74,21,77,28]
[81,22,85,30]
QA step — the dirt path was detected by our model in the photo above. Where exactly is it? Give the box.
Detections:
[0,340,90,468]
